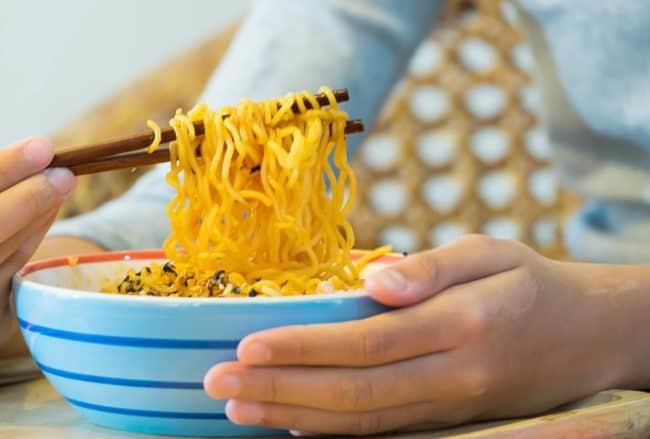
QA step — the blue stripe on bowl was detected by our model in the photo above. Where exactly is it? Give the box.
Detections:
[18,318,238,349]
[44,375,223,412]
[66,397,228,420]
[36,361,204,389]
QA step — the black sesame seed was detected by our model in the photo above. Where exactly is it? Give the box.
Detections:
[144,267,151,274]
[212,270,226,282]
[163,262,176,274]
[233,287,241,294]
[249,290,258,297]
[402,251,409,257]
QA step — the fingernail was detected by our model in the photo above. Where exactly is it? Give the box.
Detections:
[240,341,271,363]
[44,168,76,196]
[23,138,53,168]
[225,400,264,425]
[366,269,407,293]
[290,430,316,437]
[212,374,241,398]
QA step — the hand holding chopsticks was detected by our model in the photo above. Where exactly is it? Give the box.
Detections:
[50,89,364,176]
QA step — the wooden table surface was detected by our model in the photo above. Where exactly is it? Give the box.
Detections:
[2,370,650,439]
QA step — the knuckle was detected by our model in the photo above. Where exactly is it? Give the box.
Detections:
[419,251,440,281]
[266,374,281,402]
[407,251,441,287]
[23,176,56,214]
[459,305,489,338]
[270,409,301,430]
[458,234,496,252]
[335,376,375,411]
[512,235,536,251]
[351,413,384,436]
[510,240,537,262]
[0,147,19,184]
[358,329,390,364]
[519,265,543,295]
[293,332,309,361]
[9,245,33,268]
[458,365,491,400]
[0,167,9,187]
[12,247,29,263]
[505,266,543,315]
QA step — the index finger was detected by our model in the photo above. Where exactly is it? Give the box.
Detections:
[0,137,54,191]
[0,169,75,243]
[237,290,475,367]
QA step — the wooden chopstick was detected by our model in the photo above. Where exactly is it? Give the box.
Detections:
[51,88,350,169]
[67,119,364,175]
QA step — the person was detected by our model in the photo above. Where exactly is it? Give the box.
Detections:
[3,0,650,435]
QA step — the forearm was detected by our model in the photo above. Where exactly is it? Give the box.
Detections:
[33,236,105,260]
[47,165,172,250]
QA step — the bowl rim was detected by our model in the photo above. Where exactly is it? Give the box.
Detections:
[15,249,403,304]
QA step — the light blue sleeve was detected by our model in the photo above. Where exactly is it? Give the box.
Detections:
[48,0,443,251]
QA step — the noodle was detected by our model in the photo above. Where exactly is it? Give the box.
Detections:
[146,120,162,154]
[110,86,391,297]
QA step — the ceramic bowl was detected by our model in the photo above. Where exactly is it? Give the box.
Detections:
[13,250,398,437]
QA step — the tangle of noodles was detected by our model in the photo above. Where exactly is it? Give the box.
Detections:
[109,86,391,297]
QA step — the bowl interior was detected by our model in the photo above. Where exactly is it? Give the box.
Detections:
[18,250,401,297]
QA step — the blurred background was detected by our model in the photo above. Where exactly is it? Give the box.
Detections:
[1,0,577,258]
[0,0,249,145]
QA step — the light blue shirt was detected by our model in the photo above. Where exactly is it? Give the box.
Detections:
[50,0,650,263]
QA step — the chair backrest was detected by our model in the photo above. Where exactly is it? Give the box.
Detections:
[349,0,578,258]
[54,1,578,258]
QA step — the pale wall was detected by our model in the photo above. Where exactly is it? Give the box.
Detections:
[0,0,250,145]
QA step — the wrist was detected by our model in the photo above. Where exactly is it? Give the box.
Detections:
[614,266,650,390]
[565,262,650,390]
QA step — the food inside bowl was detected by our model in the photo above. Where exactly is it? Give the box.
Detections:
[109,262,302,297]
[101,87,390,298]
[106,253,384,298]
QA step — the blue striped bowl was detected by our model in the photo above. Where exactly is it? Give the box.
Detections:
[13,250,398,437]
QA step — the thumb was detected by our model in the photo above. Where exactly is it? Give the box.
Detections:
[364,252,439,307]
[364,235,526,307]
